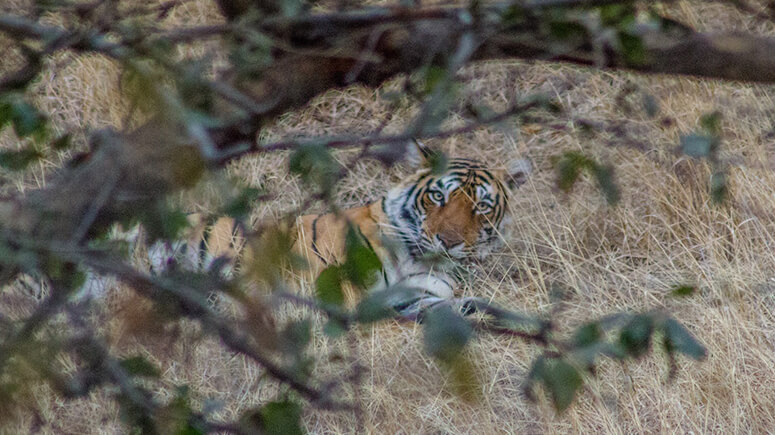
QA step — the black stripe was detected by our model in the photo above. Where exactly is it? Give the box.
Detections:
[310,215,328,265]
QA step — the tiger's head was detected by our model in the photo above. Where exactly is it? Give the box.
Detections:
[382,141,531,259]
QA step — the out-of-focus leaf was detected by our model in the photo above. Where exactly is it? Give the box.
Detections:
[670,284,696,297]
[642,93,659,117]
[680,134,712,158]
[316,266,344,306]
[223,187,264,220]
[710,171,727,204]
[700,111,722,137]
[139,203,190,242]
[619,31,645,65]
[445,354,480,402]
[591,163,620,205]
[572,322,601,347]
[423,304,472,363]
[465,298,545,333]
[260,400,304,435]
[528,357,583,413]
[662,317,707,361]
[288,144,341,196]
[355,285,422,323]
[0,100,12,129]
[0,148,43,171]
[548,20,587,47]
[555,151,589,192]
[599,4,635,26]
[619,314,654,358]
[426,150,448,175]
[51,134,72,150]
[280,319,311,353]
[119,356,161,378]
[343,226,382,289]
[10,99,46,138]
[323,318,348,339]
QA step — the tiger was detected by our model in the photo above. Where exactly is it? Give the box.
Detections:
[21,141,529,312]
[146,141,532,314]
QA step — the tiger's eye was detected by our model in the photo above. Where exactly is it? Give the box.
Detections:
[428,190,444,204]
[476,202,493,213]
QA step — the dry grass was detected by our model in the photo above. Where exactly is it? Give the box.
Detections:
[4,0,775,433]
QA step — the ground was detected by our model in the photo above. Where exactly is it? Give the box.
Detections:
[2,0,775,433]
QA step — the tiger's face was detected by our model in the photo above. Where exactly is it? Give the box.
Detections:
[383,154,531,259]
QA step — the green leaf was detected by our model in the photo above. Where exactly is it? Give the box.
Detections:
[260,400,304,435]
[572,322,601,347]
[316,266,344,306]
[355,286,421,323]
[710,171,727,204]
[619,314,654,358]
[592,164,620,205]
[0,100,12,129]
[548,21,588,45]
[426,150,449,175]
[529,357,583,413]
[0,148,43,171]
[119,356,161,378]
[680,134,713,158]
[555,151,593,192]
[343,226,382,289]
[51,134,72,150]
[140,204,190,242]
[642,93,659,117]
[322,318,347,339]
[223,187,264,220]
[288,144,341,195]
[619,31,646,65]
[10,100,46,138]
[280,319,311,353]
[423,304,472,363]
[423,65,447,95]
[662,317,707,361]
[599,4,635,26]
[700,111,722,137]
[670,285,696,297]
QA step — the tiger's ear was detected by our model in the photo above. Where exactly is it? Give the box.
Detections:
[405,138,433,168]
[503,158,532,189]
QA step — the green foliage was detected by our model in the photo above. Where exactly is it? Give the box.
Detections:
[661,317,707,361]
[680,134,713,158]
[423,304,472,363]
[120,356,161,379]
[554,151,620,205]
[710,171,727,204]
[618,314,654,358]
[679,112,727,203]
[259,400,305,435]
[289,144,341,197]
[642,93,660,118]
[316,266,344,306]
[355,286,422,323]
[526,357,583,413]
[50,134,72,151]
[222,186,265,220]
[138,202,191,243]
[670,284,697,297]
[426,149,449,175]
[0,94,48,142]
[522,310,706,413]
[342,226,382,289]
[0,148,43,171]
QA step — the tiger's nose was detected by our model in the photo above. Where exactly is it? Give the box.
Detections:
[437,233,464,249]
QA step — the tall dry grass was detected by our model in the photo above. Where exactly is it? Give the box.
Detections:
[3,0,775,433]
